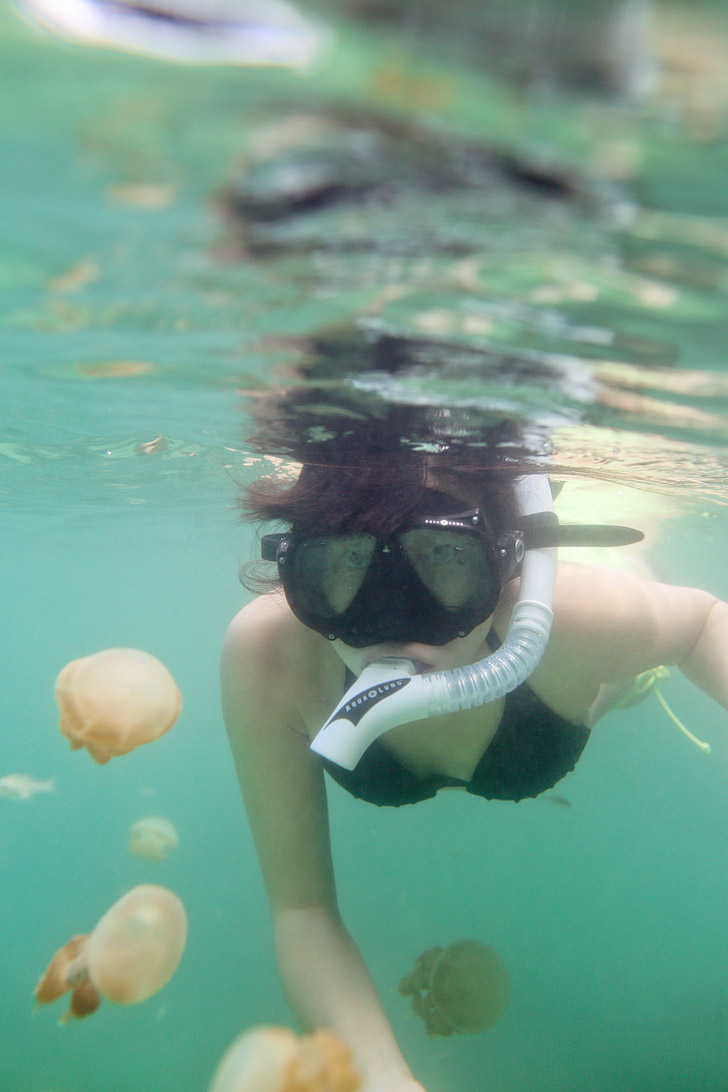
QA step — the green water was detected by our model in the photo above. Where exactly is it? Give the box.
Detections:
[2,3,727,1090]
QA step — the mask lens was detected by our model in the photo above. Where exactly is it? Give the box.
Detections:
[399,527,493,610]
[291,535,376,617]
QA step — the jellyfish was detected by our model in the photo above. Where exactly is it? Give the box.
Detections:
[208,1026,360,1092]
[35,884,187,1023]
[55,648,182,764]
[398,940,510,1037]
[128,815,179,862]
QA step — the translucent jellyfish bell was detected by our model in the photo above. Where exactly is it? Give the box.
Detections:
[399,940,510,1037]
[55,648,182,764]
[209,1027,298,1092]
[128,816,179,862]
[208,1027,361,1092]
[35,884,187,1023]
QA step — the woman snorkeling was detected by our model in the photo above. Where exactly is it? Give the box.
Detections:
[220,398,728,1092]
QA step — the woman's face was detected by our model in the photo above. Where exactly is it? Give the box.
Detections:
[323,476,501,674]
[331,613,496,678]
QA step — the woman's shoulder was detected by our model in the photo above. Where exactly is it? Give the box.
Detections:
[222,594,343,730]
[543,561,666,674]
[223,592,314,680]
[225,589,294,644]
[524,561,713,720]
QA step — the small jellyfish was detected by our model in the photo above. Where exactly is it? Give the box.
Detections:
[55,648,182,764]
[208,1026,360,1092]
[35,884,187,1023]
[399,940,510,1037]
[128,816,179,863]
[0,773,54,800]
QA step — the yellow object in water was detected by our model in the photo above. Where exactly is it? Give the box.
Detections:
[399,940,511,1037]
[55,648,182,764]
[208,1026,361,1092]
[0,773,54,800]
[35,884,187,1023]
[128,816,179,862]
[616,666,711,754]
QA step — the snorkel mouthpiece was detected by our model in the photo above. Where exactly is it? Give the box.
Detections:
[311,658,429,770]
[311,475,558,770]
[312,595,556,770]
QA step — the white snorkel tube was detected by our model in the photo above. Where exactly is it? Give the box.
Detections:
[311,475,556,770]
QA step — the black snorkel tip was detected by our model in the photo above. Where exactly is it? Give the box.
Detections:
[558,524,645,547]
[522,518,645,550]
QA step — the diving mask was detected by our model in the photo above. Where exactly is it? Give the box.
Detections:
[261,493,643,649]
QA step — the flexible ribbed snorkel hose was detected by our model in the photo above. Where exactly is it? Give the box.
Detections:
[422,476,556,715]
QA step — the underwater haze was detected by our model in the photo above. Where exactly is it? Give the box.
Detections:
[2,1,727,1090]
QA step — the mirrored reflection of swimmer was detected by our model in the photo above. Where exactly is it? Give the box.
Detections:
[221,426,728,1092]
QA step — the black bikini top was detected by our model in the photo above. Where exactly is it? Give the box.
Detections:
[319,663,590,807]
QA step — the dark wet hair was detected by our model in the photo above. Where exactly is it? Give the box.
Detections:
[241,448,521,536]
[236,323,547,590]
[238,449,522,594]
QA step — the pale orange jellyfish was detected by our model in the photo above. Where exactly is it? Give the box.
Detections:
[128,815,179,862]
[399,940,511,1037]
[55,648,182,763]
[208,1026,361,1092]
[35,884,187,1023]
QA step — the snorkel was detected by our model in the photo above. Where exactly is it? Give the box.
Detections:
[311,475,557,770]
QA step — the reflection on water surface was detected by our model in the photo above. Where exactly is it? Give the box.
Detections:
[4,3,728,513]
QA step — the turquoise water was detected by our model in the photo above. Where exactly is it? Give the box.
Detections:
[2,4,727,1090]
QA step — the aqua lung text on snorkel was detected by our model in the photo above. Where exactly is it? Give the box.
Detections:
[341,677,413,725]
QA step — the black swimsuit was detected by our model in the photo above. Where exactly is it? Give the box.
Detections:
[320,666,590,807]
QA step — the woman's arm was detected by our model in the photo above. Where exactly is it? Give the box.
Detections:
[274,905,423,1091]
[221,598,424,1092]
[678,598,728,710]
[534,564,728,721]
